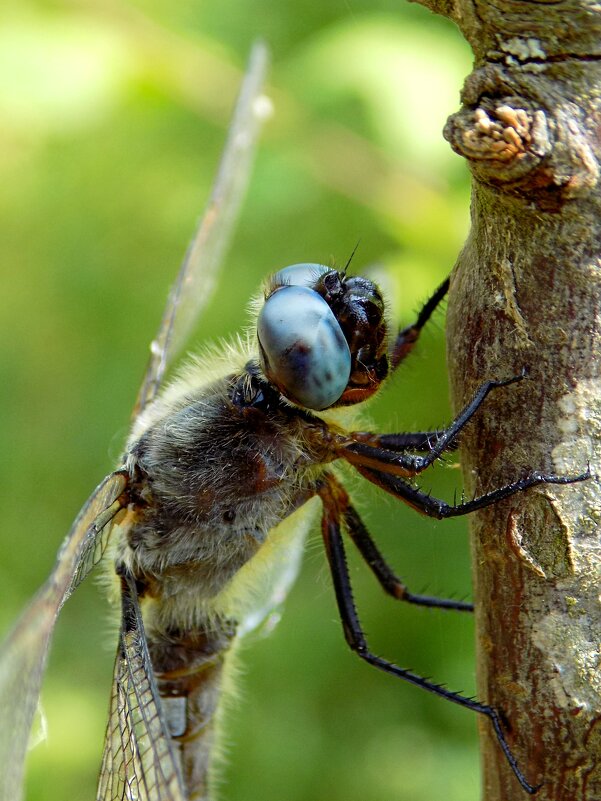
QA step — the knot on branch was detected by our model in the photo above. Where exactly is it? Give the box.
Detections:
[446,103,539,165]
[444,99,555,191]
[445,91,600,207]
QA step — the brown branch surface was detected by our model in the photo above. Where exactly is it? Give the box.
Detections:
[410,1,601,798]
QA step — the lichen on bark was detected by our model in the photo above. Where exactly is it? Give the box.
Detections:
[408,0,601,798]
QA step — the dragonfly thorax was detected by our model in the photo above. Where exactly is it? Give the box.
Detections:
[118,367,331,611]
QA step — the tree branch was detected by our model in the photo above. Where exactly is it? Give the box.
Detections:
[421,1,601,798]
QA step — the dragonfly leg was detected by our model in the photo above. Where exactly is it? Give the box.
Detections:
[361,430,461,453]
[341,372,526,477]
[342,500,472,612]
[356,464,592,519]
[390,277,449,371]
[318,474,539,795]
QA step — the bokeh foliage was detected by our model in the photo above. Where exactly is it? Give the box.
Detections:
[0,2,479,799]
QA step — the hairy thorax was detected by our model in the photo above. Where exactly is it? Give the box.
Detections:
[115,368,334,623]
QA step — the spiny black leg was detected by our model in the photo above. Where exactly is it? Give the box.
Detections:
[343,504,472,612]
[358,464,591,519]
[318,477,539,795]
[355,430,461,454]
[343,372,525,477]
[390,277,449,371]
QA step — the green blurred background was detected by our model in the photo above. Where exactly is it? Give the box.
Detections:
[0,2,480,799]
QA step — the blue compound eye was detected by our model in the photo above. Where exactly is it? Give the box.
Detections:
[270,263,330,291]
[257,284,351,410]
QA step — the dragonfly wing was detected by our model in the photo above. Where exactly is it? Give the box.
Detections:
[238,497,320,637]
[0,471,128,801]
[133,42,271,419]
[65,470,129,598]
[97,574,186,801]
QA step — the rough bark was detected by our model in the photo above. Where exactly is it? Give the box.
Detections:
[409,1,601,799]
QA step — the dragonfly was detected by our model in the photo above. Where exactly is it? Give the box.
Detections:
[0,42,590,801]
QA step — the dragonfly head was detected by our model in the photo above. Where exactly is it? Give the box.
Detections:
[257,263,389,411]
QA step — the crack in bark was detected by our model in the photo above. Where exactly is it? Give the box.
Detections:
[497,258,535,347]
[488,53,601,66]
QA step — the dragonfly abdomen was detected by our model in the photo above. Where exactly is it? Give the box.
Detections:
[147,617,237,800]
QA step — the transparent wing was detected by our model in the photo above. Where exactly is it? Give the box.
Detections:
[97,574,185,801]
[1,43,271,801]
[133,41,271,419]
[66,471,129,598]
[238,498,320,637]
[0,471,128,801]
